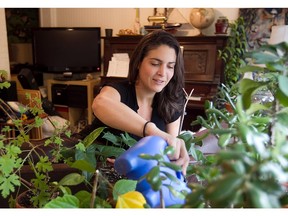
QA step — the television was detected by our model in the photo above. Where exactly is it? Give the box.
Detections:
[32,27,101,80]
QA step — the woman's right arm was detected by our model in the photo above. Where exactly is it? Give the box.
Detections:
[93,86,189,175]
[92,86,147,137]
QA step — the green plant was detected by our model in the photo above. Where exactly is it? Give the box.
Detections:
[184,42,288,208]
[218,16,248,88]
[41,124,197,208]
[0,89,140,209]
[43,127,142,208]
[0,94,72,207]
[0,72,85,207]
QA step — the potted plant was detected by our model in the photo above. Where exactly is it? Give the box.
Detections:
[218,16,248,88]
[184,42,288,208]
[0,70,85,207]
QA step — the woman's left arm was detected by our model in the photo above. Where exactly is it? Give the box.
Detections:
[165,117,190,175]
[166,117,181,137]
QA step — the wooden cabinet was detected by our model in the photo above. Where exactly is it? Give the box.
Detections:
[102,36,228,131]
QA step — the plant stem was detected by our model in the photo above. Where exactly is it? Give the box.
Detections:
[159,189,165,208]
[90,169,99,208]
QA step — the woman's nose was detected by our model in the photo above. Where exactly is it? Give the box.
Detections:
[157,65,165,76]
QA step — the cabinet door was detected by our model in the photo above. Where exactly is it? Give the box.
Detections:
[182,44,216,82]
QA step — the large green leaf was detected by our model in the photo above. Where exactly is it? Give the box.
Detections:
[239,78,266,109]
[94,144,125,158]
[0,174,20,198]
[112,179,137,201]
[73,190,91,208]
[44,194,79,208]
[70,160,96,173]
[102,131,122,146]
[120,132,137,147]
[82,127,106,147]
[75,143,97,168]
[58,173,85,186]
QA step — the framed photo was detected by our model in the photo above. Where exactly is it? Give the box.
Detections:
[5,8,40,44]
[240,8,288,50]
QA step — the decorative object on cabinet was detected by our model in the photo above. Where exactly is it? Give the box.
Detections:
[189,8,215,36]
[145,8,182,34]
[101,35,228,131]
[215,16,229,35]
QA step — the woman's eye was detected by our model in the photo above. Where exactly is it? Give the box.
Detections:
[151,62,160,66]
[168,65,175,69]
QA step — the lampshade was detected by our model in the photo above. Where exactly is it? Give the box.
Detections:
[268,25,288,45]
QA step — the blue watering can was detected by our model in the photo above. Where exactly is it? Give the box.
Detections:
[114,136,191,208]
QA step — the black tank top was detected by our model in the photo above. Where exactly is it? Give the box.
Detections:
[78,80,181,144]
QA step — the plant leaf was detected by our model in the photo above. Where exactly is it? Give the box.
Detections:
[112,179,137,201]
[44,194,80,208]
[58,173,85,186]
[116,191,146,208]
[70,159,96,173]
[82,127,106,147]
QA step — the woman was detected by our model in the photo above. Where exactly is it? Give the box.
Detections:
[80,30,189,175]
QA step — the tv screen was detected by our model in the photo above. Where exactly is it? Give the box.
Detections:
[32,27,101,79]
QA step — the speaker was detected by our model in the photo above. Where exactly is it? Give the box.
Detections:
[17,68,39,90]
[0,81,18,101]
[51,84,68,106]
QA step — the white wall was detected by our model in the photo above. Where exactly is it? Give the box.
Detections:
[40,8,239,36]
[0,8,10,79]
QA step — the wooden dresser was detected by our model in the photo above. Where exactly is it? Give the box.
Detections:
[101,35,228,131]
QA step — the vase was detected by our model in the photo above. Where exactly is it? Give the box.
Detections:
[215,16,229,34]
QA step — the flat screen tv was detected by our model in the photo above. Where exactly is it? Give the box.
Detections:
[32,27,101,80]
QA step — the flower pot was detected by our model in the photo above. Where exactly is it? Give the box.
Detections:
[15,190,34,208]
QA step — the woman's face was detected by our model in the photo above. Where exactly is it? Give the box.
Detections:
[138,45,176,93]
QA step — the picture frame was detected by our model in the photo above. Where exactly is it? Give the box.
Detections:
[239,8,288,50]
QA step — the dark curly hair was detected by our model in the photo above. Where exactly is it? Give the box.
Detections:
[128,30,185,123]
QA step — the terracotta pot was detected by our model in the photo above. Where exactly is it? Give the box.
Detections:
[15,190,33,208]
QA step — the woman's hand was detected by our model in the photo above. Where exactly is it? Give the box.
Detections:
[165,136,190,176]
[144,122,190,176]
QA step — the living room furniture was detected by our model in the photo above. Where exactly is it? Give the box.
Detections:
[46,78,100,127]
[101,35,228,131]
